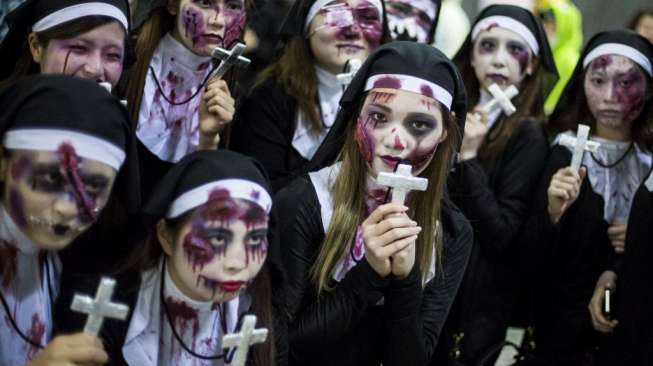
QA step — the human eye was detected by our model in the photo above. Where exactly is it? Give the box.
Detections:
[82,177,109,197]
[68,43,88,53]
[226,0,243,10]
[507,42,526,54]
[208,231,230,247]
[408,119,435,135]
[369,111,387,124]
[246,232,266,246]
[31,166,64,192]
[479,39,495,51]
[193,0,213,7]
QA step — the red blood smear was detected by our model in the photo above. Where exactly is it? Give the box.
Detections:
[197,62,210,71]
[26,313,45,358]
[0,241,17,290]
[203,189,242,226]
[9,189,28,228]
[393,135,405,150]
[249,189,260,201]
[241,205,267,230]
[165,296,200,351]
[420,84,434,98]
[183,232,217,272]
[10,156,31,180]
[182,6,203,46]
[223,10,246,49]
[373,76,402,89]
[355,117,375,163]
[408,143,439,172]
[245,239,268,265]
[591,55,613,70]
[614,70,646,121]
[58,143,97,223]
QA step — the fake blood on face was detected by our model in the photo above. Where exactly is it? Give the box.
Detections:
[57,143,97,223]
[355,116,375,163]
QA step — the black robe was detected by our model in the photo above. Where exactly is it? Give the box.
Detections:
[275,174,473,366]
[432,118,549,365]
[597,173,653,365]
[522,145,621,365]
[230,80,309,192]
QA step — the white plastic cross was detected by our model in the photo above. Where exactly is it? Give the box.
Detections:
[222,315,268,366]
[336,58,362,89]
[98,82,127,107]
[559,124,601,171]
[480,83,519,116]
[209,43,251,81]
[70,277,129,336]
[376,163,428,204]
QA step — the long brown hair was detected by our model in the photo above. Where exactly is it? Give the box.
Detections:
[456,54,547,164]
[547,65,653,152]
[1,16,122,85]
[309,100,461,294]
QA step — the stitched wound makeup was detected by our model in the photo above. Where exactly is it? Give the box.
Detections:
[584,54,648,128]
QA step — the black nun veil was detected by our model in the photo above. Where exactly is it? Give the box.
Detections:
[308,40,467,172]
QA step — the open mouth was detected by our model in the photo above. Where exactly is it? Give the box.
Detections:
[380,155,401,168]
[52,224,71,236]
[201,34,223,44]
[486,74,508,84]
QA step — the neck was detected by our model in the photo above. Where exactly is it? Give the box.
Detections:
[594,122,632,142]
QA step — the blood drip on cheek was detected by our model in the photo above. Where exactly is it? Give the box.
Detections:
[355,116,375,163]
[222,9,246,49]
[182,228,219,272]
[10,156,32,180]
[407,143,439,172]
[165,296,200,350]
[614,71,646,121]
[0,241,17,290]
[360,19,382,49]
[58,143,97,224]
[26,313,45,358]
[203,189,242,226]
[182,5,204,46]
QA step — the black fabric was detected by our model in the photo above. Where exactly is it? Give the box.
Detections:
[275,175,472,365]
[131,0,166,31]
[597,172,653,366]
[518,145,618,365]
[432,119,549,365]
[549,29,653,132]
[0,0,130,80]
[230,79,309,192]
[309,41,467,173]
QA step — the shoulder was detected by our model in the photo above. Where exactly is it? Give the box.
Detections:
[512,118,548,145]
[274,175,321,225]
[244,78,293,104]
[440,199,473,254]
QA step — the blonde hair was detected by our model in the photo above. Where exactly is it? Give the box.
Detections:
[309,103,460,294]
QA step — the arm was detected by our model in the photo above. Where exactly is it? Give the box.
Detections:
[275,178,389,361]
[450,122,549,256]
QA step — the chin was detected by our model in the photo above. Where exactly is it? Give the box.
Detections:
[31,235,74,251]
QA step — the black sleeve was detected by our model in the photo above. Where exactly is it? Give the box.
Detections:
[449,121,549,257]
[275,177,389,361]
[231,81,301,191]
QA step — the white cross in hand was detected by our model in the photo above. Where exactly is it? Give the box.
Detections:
[70,277,129,336]
[209,43,251,81]
[222,315,268,366]
[336,58,362,89]
[98,82,128,107]
[559,124,601,171]
[377,163,428,205]
[481,83,519,116]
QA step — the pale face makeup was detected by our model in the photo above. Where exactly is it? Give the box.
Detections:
[164,192,268,303]
[307,0,383,74]
[471,26,534,91]
[33,21,125,87]
[583,54,648,130]
[355,87,447,179]
[171,0,247,57]
[1,148,118,250]
[385,0,437,43]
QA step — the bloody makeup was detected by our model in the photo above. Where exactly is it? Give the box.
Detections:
[177,0,247,55]
[385,0,438,43]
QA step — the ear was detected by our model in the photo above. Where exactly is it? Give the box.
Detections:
[156,219,175,256]
[27,32,44,63]
[167,0,179,15]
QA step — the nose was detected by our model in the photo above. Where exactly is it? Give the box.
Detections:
[491,47,508,68]
[603,83,617,103]
[340,22,362,40]
[52,193,79,222]
[82,52,104,81]
[222,243,248,274]
[207,6,226,30]
[384,128,407,152]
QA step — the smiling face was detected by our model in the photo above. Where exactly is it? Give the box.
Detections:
[163,190,268,303]
[583,54,648,129]
[1,148,118,250]
[307,0,383,74]
[30,21,125,87]
[171,0,247,57]
[471,26,535,92]
[354,87,447,178]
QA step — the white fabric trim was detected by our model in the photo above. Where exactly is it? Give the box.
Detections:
[167,179,272,218]
[3,129,125,170]
[471,15,539,55]
[645,169,653,192]
[364,73,453,110]
[583,43,653,77]
[304,0,383,33]
[32,3,128,32]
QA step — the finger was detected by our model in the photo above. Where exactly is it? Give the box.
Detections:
[65,347,108,364]
[206,95,235,111]
[372,216,417,237]
[614,246,625,254]
[206,78,229,92]
[375,226,422,248]
[208,105,233,120]
[548,186,570,201]
[377,234,418,258]
[607,225,627,235]
[363,204,409,226]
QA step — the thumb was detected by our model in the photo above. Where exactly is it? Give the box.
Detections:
[579,166,587,182]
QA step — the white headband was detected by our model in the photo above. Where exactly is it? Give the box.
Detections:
[304,0,383,33]
[3,129,126,170]
[583,43,653,77]
[32,2,128,32]
[471,15,539,55]
[364,74,453,110]
[166,179,273,219]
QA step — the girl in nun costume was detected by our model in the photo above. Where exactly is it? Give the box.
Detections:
[0,75,136,365]
[522,30,653,366]
[0,0,130,87]
[56,150,285,365]
[432,5,557,364]
[230,0,391,192]
[124,0,248,197]
[384,0,441,44]
[594,169,653,365]
[275,41,473,365]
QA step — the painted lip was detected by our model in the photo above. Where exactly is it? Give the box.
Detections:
[597,109,623,118]
[201,34,223,43]
[380,155,401,167]
[200,276,244,293]
[486,74,508,84]
[336,43,365,50]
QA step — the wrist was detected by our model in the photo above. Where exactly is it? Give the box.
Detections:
[199,132,219,150]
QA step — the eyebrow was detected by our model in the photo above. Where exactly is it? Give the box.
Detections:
[367,102,393,112]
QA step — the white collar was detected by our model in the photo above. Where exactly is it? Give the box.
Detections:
[159,33,212,70]
[0,205,40,255]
